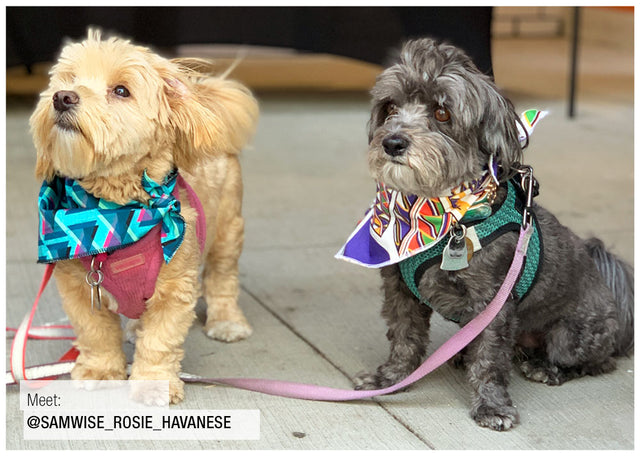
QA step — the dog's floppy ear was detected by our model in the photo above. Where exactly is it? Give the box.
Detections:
[159,61,258,172]
[367,99,387,145]
[30,93,57,181]
[476,83,523,181]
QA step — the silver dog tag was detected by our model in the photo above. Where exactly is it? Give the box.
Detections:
[441,225,470,271]
[89,282,102,312]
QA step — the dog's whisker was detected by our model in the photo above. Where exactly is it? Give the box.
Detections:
[218,47,249,80]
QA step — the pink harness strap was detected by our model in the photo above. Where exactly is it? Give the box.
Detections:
[79,175,206,319]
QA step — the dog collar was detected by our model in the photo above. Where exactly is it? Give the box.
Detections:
[38,169,185,264]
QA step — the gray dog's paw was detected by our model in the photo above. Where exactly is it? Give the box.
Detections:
[472,404,519,431]
[353,371,382,390]
[520,360,565,386]
[353,370,410,393]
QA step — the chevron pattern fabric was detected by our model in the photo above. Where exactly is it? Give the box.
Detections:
[38,170,185,264]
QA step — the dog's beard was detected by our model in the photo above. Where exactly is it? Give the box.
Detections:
[368,132,479,198]
[54,111,81,133]
[369,147,441,196]
[48,122,97,179]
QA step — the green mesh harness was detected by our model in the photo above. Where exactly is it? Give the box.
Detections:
[398,179,543,322]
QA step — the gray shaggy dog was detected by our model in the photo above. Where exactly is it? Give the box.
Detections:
[353,38,634,431]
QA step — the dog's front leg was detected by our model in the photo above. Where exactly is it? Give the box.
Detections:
[354,265,433,390]
[465,300,519,431]
[55,261,127,383]
[128,265,198,405]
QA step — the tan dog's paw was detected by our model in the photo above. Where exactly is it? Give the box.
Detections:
[71,362,127,382]
[71,362,127,386]
[204,319,253,342]
[72,379,127,391]
[129,375,184,406]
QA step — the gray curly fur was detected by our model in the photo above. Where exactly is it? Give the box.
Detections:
[354,38,634,431]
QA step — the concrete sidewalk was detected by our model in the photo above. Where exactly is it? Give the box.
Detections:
[5,34,633,449]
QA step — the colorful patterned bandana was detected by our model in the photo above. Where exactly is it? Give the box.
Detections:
[517,109,547,146]
[336,165,498,268]
[38,170,185,264]
[336,109,547,268]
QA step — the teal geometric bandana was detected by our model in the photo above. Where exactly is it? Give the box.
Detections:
[38,169,185,264]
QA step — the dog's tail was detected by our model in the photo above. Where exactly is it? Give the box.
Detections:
[586,238,634,356]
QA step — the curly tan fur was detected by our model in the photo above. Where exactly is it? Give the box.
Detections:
[30,29,259,404]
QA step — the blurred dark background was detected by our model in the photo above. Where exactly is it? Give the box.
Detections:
[7,6,494,76]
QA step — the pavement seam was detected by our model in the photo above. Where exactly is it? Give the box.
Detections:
[241,283,437,450]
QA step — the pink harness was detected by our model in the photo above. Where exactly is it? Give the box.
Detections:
[79,175,206,319]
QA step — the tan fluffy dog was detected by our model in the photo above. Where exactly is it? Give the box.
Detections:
[30,30,258,404]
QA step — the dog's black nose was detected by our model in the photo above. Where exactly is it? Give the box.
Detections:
[53,91,79,112]
[382,135,409,157]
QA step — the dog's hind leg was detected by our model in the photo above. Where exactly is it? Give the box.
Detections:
[55,261,127,383]
[521,293,619,386]
[354,265,432,390]
[202,159,252,343]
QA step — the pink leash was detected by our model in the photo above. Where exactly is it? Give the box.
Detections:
[8,227,532,401]
[186,225,533,400]
[7,263,76,384]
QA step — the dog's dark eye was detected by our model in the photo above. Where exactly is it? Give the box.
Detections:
[113,85,130,98]
[384,103,399,119]
[434,107,451,122]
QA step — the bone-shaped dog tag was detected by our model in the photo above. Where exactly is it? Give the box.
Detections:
[441,237,469,271]
[441,225,473,271]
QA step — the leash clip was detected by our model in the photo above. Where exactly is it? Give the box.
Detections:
[517,165,536,229]
[85,255,105,312]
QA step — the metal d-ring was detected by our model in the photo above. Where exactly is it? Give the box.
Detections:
[85,269,104,287]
